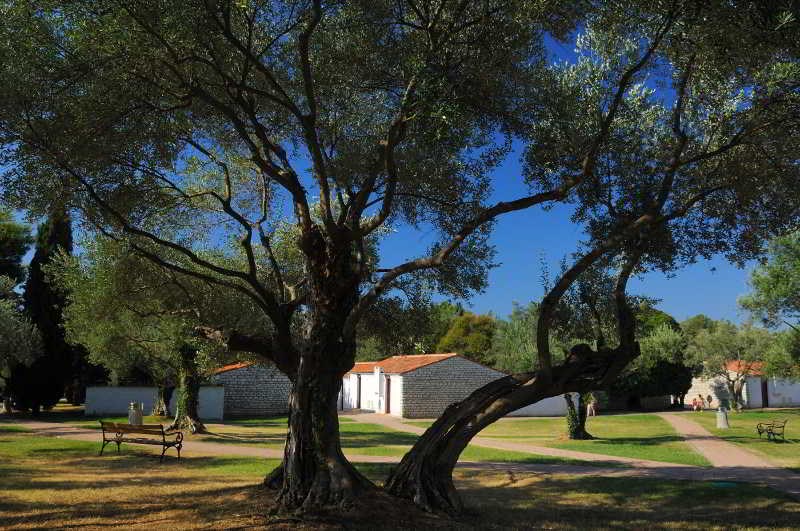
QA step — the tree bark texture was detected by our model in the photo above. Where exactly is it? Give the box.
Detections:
[385,342,638,513]
[152,385,171,416]
[275,230,375,512]
[169,346,206,434]
[565,392,593,440]
[386,252,642,514]
[729,379,745,411]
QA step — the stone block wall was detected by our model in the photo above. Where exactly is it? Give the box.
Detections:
[210,363,291,417]
[400,357,505,418]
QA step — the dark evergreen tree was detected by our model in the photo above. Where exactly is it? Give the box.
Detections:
[0,209,38,411]
[7,206,100,412]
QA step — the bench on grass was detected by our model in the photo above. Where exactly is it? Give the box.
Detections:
[99,421,183,461]
[756,419,787,442]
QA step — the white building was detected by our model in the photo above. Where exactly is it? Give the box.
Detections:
[84,386,224,420]
[686,361,800,408]
[339,353,568,418]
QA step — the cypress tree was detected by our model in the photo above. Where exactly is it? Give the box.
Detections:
[7,206,100,412]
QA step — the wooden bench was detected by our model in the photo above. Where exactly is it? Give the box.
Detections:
[99,421,183,461]
[756,419,788,442]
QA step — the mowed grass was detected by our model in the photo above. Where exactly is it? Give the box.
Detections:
[691,409,800,470]
[18,403,703,467]
[0,423,31,433]
[1,430,798,530]
[203,418,615,467]
[408,414,710,467]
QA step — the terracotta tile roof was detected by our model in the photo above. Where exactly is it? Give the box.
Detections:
[217,353,464,377]
[725,360,764,376]
[349,361,379,374]
[348,353,460,375]
[379,353,459,374]
[212,361,254,375]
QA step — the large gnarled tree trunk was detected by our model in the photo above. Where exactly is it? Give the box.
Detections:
[384,344,637,513]
[169,345,206,434]
[271,228,376,512]
[385,252,641,513]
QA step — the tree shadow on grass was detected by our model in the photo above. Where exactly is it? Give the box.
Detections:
[340,426,420,449]
[199,431,287,446]
[458,474,800,530]
[578,435,686,446]
[721,435,799,445]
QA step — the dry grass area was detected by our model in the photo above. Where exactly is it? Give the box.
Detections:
[3,428,800,530]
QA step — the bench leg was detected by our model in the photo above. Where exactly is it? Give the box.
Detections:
[116,441,121,453]
[99,440,109,456]
[176,444,181,460]
[160,446,167,463]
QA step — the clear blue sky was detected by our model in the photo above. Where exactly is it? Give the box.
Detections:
[377,140,755,324]
[377,34,755,325]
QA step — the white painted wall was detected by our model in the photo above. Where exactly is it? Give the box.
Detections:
[360,373,379,411]
[339,372,381,411]
[167,386,224,420]
[339,373,355,410]
[508,394,570,417]
[388,375,403,417]
[686,376,732,408]
[85,386,224,420]
[768,378,800,406]
[375,367,387,413]
[742,376,763,408]
[687,374,800,409]
[85,387,157,416]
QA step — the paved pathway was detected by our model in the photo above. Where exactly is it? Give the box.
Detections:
[3,413,799,499]
[659,412,800,498]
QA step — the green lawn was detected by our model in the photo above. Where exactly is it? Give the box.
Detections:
[1,430,798,530]
[691,409,800,470]
[0,423,30,433]
[207,418,619,467]
[19,404,706,467]
[409,414,710,467]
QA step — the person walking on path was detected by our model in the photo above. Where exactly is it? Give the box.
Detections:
[697,394,706,411]
[586,394,598,417]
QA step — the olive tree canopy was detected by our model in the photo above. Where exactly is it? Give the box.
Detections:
[1,0,799,516]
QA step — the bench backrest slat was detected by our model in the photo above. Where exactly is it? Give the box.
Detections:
[100,422,165,435]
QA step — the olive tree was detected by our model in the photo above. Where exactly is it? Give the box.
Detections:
[0,0,591,510]
[51,237,268,431]
[385,4,800,512]
[1,0,798,516]
[740,232,800,331]
[686,321,776,410]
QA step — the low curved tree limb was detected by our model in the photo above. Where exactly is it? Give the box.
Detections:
[384,251,644,513]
